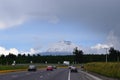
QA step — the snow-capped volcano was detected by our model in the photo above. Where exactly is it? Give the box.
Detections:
[47,40,81,53]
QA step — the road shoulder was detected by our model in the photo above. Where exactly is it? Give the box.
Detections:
[82,70,119,80]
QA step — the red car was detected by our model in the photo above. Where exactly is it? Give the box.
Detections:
[46,66,53,71]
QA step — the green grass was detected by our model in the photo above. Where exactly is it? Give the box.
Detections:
[85,62,120,79]
[0,63,68,71]
[0,63,73,74]
[0,65,28,70]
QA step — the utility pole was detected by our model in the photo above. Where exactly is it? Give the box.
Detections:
[117,56,119,62]
[104,48,108,63]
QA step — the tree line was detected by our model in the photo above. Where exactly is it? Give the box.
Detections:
[73,47,120,63]
[0,47,120,65]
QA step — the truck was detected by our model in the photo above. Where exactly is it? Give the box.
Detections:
[63,61,70,65]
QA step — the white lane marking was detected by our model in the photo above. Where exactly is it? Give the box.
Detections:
[40,75,43,78]
[80,71,102,80]
[68,70,71,80]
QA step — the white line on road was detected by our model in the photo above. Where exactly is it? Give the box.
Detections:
[40,75,43,78]
[80,70,102,80]
[68,70,71,80]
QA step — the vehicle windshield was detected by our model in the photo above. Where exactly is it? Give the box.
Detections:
[48,66,52,68]
[29,65,35,68]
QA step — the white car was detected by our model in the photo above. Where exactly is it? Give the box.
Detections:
[28,65,37,71]
[70,66,78,72]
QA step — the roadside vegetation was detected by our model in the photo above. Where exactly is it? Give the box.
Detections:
[0,65,28,73]
[85,62,120,79]
[0,65,28,70]
[0,63,68,73]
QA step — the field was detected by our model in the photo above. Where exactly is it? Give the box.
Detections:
[85,62,120,79]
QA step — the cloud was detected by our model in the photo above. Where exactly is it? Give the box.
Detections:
[0,47,19,55]
[0,0,119,32]
[0,46,40,56]
[0,16,27,29]
[0,0,61,29]
[21,48,41,55]
[48,16,59,24]
[106,31,120,50]
[29,48,41,55]
[88,31,120,54]
[0,0,120,55]
[91,44,113,50]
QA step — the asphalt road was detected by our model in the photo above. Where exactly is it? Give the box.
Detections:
[0,68,103,80]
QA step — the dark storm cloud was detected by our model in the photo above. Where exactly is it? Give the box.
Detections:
[0,0,120,34]
[56,0,120,34]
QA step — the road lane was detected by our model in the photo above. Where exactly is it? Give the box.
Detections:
[0,69,68,80]
[0,70,46,80]
[0,68,103,80]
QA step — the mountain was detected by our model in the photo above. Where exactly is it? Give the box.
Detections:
[42,40,81,55]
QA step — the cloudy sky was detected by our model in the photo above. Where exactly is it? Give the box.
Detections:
[0,0,120,55]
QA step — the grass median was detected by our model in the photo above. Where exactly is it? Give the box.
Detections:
[0,65,28,73]
[0,64,68,73]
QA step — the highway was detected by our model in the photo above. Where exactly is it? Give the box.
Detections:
[0,68,102,80]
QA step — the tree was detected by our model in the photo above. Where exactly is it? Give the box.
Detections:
[0,54,6,65]
[6,53,16,64]
[73,47,84,63]
[109,47,120,62]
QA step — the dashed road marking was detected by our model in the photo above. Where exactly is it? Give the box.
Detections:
[68,70,71,80]
[40,75,43,78]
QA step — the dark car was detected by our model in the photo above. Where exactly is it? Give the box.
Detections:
[46,66,53,71]
[28,65,37,71]
[70,66,78,72]
[81,65,84,68]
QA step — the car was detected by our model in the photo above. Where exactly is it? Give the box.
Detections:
[46,66,53,71]
[70,66,78,72]
[81,65,84,68]
[68,66,73,69]
[52,65,57,69]
[28,65,37,71]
